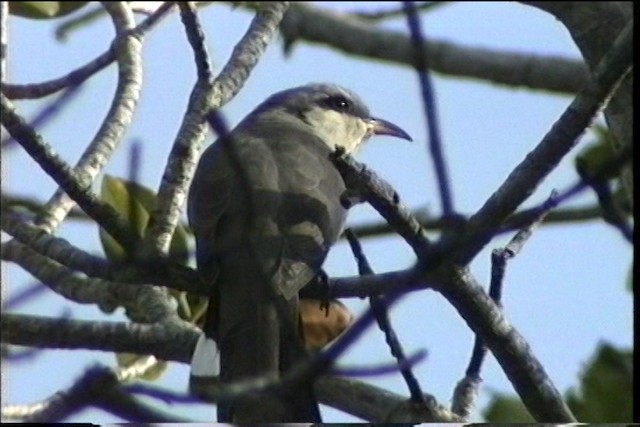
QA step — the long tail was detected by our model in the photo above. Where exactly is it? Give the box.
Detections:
[190,272,321,423]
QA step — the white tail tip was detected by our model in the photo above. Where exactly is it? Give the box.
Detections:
[190,333,220,377]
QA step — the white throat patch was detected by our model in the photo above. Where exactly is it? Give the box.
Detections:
[303,108,369,154]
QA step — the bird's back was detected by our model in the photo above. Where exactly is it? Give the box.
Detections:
[189,118,347,298]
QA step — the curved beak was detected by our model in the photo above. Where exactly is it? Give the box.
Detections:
[368,117,412,141]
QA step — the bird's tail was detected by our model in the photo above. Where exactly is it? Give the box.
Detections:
[190,276,321,423]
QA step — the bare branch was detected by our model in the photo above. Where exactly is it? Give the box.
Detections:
[453,19,633,265]
[1,208,207,296]
[315,376,461,422]
[436,267,576,421]
[452,191,559,419]
[35,2,143,232]
[403,1,454,215]
[1,96,142,253]
[277,3,586,94]
[144,2,290,255]
[1,313,196,363]
[178,2,213,82]
[345,229,425,403]
[1,365,190,422]
[523,2,633,208]
[330,148,435,257]
[1,207,112,278]
[1,2,174,100]
[331,126,575,420]
[1,242,187,325]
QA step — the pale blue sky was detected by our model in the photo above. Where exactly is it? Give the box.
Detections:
[3,2,632,423]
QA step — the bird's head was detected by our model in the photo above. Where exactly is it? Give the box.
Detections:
[249,83,412,153]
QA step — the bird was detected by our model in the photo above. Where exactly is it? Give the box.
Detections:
[187,83,411,423]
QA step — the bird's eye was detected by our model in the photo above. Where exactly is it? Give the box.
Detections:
[324,95,352,112]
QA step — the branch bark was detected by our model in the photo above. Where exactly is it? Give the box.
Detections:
[276,2,587,94]
[523,1,633,209]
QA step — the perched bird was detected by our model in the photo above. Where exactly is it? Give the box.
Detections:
[188,83,411,423]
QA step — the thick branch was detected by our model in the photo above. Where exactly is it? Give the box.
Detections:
[1,205,207,296]
[1,314,197,363]
[37,2,143,232]
[2,313,458,422]
[315,376,460,422]
[277,2,586,94]
[436,268,575,421]
[524,1,634,210]
[453,19,633,264]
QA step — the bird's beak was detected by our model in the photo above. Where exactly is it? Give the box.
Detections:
[368,117,412,141]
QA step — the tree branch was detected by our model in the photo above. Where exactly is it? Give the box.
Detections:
[277,2,587,94]
[1,2,174,100]
[453,18,633,265]
[2,365,190,422]
[144,2,290,255]
[523,1,634,210]
[1,313,197,363]
[1,208,207,296]
[452,191,559,419]
[2,313,459,422]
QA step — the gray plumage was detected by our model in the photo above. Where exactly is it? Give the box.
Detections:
[188,83,411,423]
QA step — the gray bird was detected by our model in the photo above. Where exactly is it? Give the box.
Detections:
[188,83,411,423]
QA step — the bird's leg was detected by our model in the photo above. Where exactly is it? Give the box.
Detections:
[299,269,332,315]
[316,269,331,315]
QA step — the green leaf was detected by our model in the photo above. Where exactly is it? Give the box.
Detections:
[575,126,618,181]
[115,353,169,382]
[98,176,198,321]
[482,393,534,422]
[172,290,209,323]
[566,342,633,422]
[98,175,189,265]
[9,1,87,19]
[482,345,632,423]
[99,175,148,262]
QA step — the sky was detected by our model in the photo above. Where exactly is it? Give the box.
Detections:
[2,2,632,423]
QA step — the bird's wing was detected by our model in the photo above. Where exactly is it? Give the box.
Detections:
[188,127,346,298]
[187,140,235,284]
[265,132,347,298]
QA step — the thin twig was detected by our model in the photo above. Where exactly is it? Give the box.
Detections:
[2,2,174,99]
[178,2,212,82]
[1,96,141,253]
[352,1,447,21]
[403,1,454,216]
[1,85,83,149]
[454,19,633,265]
[451,191,559,419]
[345,229,426,403]
[332,350,428,377]
[345,203,603,240]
